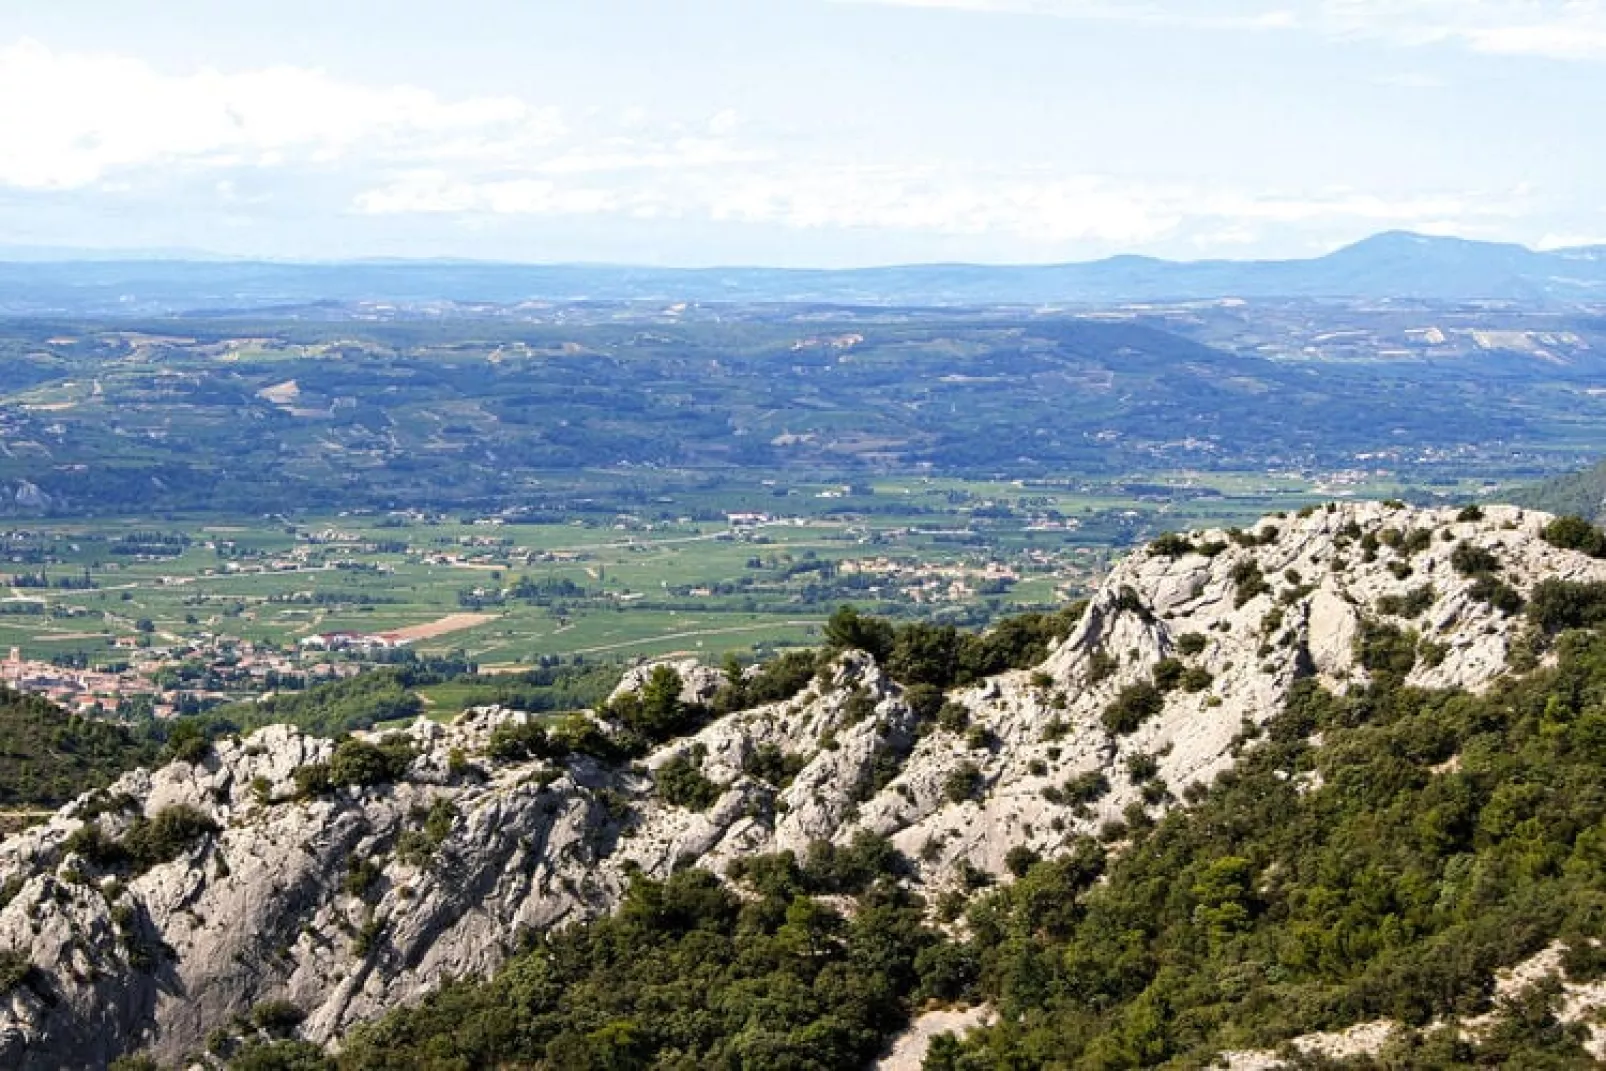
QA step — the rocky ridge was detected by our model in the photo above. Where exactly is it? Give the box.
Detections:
[0,502,1598,1067]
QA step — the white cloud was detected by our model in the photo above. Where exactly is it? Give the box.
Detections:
[355,156,1523,257]
[1203,187,1521,224]
[837,0,1606,59]
[354,172,620,216]
[531,139,775,176]
[706,168,1184,243]
[707,109,742,136]
[1371,71,1446,87]
[1459,22,1606,58]
[0,38,564,189]
[1319,1,1606,57]
[1538,233,1606,251]
[0,36,1563,260]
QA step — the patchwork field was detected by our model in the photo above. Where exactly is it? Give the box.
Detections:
[0,469,1487,676]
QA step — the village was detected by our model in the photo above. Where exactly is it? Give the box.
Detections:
[0,635,383,719]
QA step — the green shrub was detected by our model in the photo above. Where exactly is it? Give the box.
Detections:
[547,713,623,761]
[1176,633,1208,657]
[1354,620,1418,680]
[1102,681,1164,735]
[395,797,458,869]
[713,649,823,714]
[250,998,307,1037]
[601,666,709,744]
[936,701,970,734]
[902,683,944,722]
[64,820,129,869]
[161,719,210,765]
[800,830,906,893]
[944,762,984,804]
[823,605,897,662]
[328,737,415,788]
[1469,573,1524,615]
[1400,528,1433,556]
[352,915,384,957]
[108,1057,161,1071]
[69,804,219,875]
[1541,515,1606,557]
[1151,658,1186,692]
[742,743,805,788]
[486,719,563,763]
[1062,770,1111,805]
[1418,639,1449,668]
[841,689,878,726]
[228,1039,332,1070]
[1125,752,1160,783]
[0,950,34,995]
[1451,541,1502,576]
[292,763,332,798]
[1528,579,1606,634]
[344,856,382,899]
[1087,648,1118,684]
[1005,845,1041,878]
[122,805,219,872]
[1148,533,1195,558]
[657,748,723,811]
[1377,584,1436,619]
[1230,560,1270,608]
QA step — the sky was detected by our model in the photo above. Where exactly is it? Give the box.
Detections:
[0,0,1602,266]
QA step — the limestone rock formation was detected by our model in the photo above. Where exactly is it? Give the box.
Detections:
[0,502,1596,1067]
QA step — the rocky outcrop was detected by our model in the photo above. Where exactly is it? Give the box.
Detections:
[0,502,1598,1067]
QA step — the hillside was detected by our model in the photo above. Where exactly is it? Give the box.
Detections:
[4,503,1606,1067]
[5,311,1606,517]
[0,687,156,813]
[1513,458,1606,524]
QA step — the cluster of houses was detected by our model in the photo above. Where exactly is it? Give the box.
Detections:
[0,645,159,713]
[295,630,408,652]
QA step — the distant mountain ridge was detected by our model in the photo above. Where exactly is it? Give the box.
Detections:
[3,231,1605,315]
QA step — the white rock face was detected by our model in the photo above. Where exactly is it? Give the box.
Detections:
[0,502,1597,1067]
[608,657,728,707]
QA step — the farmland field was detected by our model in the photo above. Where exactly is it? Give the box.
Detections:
[0,468,1480,671]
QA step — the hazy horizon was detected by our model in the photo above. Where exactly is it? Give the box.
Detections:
[1,1,1603,267]
[0,228,1597,271]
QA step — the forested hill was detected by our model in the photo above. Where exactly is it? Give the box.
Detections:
[1514,458,1606,524]
[0,688,157,811]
